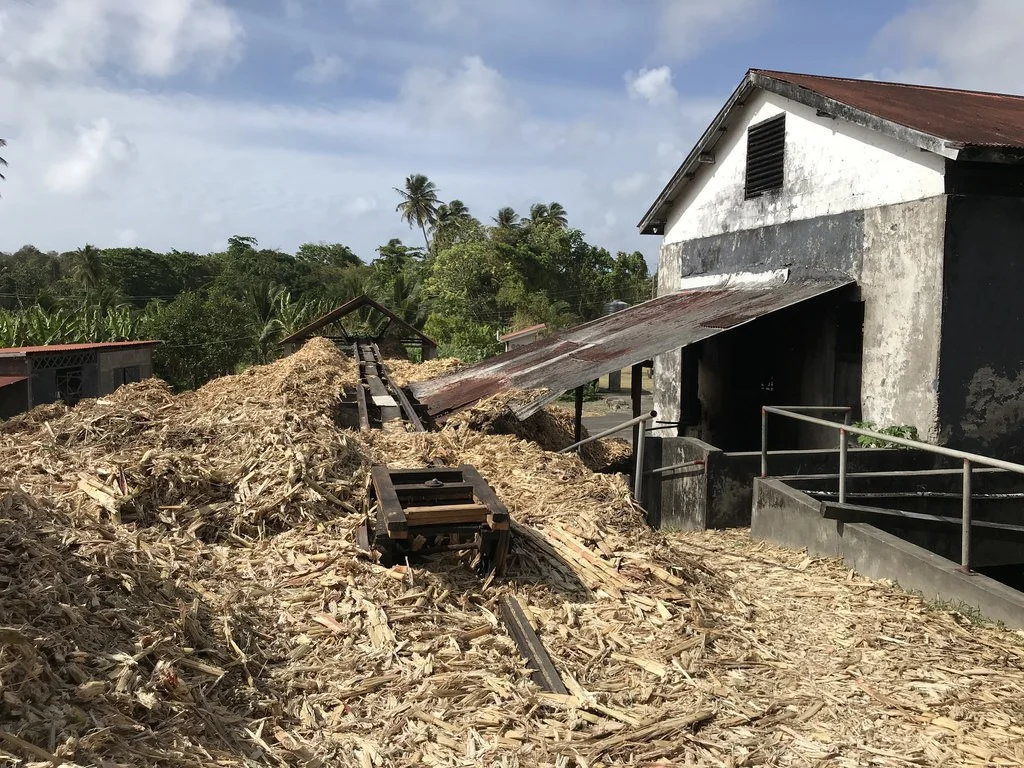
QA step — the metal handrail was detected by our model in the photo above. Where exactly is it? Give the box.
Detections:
[557,410,657,453]
[558,410,658,504]
[760,405,1024,572]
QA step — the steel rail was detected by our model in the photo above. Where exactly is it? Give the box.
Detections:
[761,405,1024,572]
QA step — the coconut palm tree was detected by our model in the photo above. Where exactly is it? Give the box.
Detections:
[394,174,441,251]
[73,244,104,296]
[528,203,549,224]
[0,139,7,191]
[493,207,518,229]
[546,201,568,228]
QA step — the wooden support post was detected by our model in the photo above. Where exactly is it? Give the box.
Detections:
[574,386,584,447]
[631,362,643,450]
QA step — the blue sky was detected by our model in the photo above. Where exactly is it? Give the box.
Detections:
[1,0,1021,267]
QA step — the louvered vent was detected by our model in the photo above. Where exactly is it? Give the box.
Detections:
[744,114,785,199]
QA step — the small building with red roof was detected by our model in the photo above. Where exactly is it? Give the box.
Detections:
[0,340,160,418]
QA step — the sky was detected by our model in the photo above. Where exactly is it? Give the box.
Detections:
[2,0,1024,267]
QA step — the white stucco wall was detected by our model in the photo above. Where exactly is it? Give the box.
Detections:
[662,91,946,244]
[858,197,947,440]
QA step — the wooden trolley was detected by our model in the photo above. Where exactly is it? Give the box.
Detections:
[356,464,511,574]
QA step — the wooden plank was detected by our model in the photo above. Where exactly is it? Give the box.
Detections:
[375,345,426,432]
[370,466,407,539]
[353,346,370,431]
[406,512,488,526]
[387,468,464,484]
[394,482,476,504]
[404,503,490,525]
[499,596,568,695]
[460,464,509,523]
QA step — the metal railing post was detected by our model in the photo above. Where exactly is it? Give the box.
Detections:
[962,458,972,572]
[634,416,648,503]
[760,407,768,477]
[838,427,848,505]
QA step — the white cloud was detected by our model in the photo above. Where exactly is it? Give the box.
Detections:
[0,0,243,80]
[656,0,769,60]
[399,56,518,132]
[44,118,137,195]
[295,53,348,84]
[116,228,138,246]
[612,172,651,198]
[343,195,379,216]
[871,0,1024,93]
[626,66,677,105]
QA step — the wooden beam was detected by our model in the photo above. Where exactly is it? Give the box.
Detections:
[574,386,584,446]
[460,464,509,524]
[631,362,644,450]
[499,596,568,694]
[370,466,407,539]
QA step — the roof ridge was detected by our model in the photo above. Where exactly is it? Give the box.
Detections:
[752,68,1024,102]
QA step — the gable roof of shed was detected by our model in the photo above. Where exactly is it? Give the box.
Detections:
[279,294,435,347]
[638,69,1024,234]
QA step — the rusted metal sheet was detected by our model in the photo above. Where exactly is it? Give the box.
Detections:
[411,276,853,421]
[758,70,1024,149]
[0,341,159,358]
[0,375,28,389]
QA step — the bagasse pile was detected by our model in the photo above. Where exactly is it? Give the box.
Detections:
[1,339,1024,766]
[446,391,633,472]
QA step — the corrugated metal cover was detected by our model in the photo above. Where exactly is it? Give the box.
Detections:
[757,69,1024,149]
[0,375,28,388]
[0,341,160,357]
[411,274,854,420]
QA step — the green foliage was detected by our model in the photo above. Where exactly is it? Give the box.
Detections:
[1,175,654,392]
[141,292,255,389]
[853,421,920,449]
[557,380,601,402]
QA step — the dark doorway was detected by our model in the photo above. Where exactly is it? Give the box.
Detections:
[56,367,84,405]
[695,292,863,452]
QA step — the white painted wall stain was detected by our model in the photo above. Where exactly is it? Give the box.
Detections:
[859,197,946,439]
[662,91,946,246]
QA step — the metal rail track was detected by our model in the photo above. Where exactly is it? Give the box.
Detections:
[353,343,425,432]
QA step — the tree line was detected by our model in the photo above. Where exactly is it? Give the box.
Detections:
[0,174,652,389]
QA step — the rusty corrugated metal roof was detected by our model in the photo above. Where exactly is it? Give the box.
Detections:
[498,323,546,342]
[411,274,854,421]
[639,68,1024,234]
[757,69,1024,149]
[0,341,160,358]
[0,375,27,388]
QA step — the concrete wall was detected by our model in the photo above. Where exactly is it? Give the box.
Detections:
[654,197,946,445]
[644,435,942,531]
[97,347,155,395]
[663,90,945,245]
[858,197,947,440]
[751,478,1024,628]
[937,196,1024,457]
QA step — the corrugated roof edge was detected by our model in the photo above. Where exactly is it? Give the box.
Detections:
[412,271,855,421]
[638,67,1024,234]
[0,340,161,357]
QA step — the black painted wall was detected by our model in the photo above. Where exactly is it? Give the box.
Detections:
[662,208,865,280]
[938,195,1024,457]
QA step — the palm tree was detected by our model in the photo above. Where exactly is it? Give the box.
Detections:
[546,201,568,228]
[528,203,549,224]
[0,139,7,191]
[74,244,104,296]
[493,207,518,228]
[394,174,440,251]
